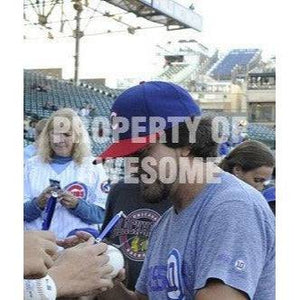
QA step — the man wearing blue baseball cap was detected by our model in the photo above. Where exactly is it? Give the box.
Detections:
[95,81,201,162]
[96,81,275,300]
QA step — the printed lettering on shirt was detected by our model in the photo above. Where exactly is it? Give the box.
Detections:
[235,259,246,271]
[114,209,161,261]
[148,265,169,292]
[147,249,185,299]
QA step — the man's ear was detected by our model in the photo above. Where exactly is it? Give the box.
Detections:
[233,165,243,178]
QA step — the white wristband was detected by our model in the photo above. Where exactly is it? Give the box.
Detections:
[24,274,57,300]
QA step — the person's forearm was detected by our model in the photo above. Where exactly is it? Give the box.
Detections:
[69,200,105,224]
[24,198,43,222]
[97,282,139,300]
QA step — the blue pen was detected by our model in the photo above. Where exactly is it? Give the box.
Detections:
[41,191,58,230]
[95,211,126,243]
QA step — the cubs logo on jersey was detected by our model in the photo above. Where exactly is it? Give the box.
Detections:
[64,182,87,199]
[101,180,111,194]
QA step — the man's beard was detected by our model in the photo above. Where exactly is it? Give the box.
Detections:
[139,179,172,203]
[136,152,175,203]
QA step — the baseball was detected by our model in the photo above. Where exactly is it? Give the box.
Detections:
[106,245,124,278]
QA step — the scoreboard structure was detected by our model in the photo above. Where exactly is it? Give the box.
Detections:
[103,0,203,31]
[24,0,203,83]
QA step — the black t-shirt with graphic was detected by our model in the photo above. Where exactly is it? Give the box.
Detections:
[102,180,172,291]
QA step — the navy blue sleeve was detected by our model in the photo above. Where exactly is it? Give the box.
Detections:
[24,198,43,222]
[68,200,105,224]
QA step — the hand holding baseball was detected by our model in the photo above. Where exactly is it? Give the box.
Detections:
[105,245,125,278]
[48,238,114,297]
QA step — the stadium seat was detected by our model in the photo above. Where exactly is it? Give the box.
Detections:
[210,49,261,80]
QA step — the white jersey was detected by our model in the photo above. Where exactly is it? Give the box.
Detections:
[24,155,109,239]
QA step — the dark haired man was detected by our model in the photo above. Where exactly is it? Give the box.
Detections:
[95,81,275,300]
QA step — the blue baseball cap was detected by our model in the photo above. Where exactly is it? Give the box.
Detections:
[96,81,201,161]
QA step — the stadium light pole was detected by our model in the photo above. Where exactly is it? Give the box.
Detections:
[73,0,84,85]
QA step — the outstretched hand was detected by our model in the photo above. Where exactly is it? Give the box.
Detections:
[56,230,93,248]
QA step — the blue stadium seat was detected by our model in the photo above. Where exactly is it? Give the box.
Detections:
[210,49,260,80]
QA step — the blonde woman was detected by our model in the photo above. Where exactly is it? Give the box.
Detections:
[24,108,109,239]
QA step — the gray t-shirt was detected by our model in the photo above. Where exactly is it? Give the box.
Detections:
[135,172,275,300]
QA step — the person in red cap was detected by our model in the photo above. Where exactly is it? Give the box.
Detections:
[93,81,274,300]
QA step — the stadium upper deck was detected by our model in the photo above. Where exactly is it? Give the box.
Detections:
[209,49,261,80]
[24,70,116,119]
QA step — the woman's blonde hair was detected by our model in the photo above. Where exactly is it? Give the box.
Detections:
[37,108,91,164]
